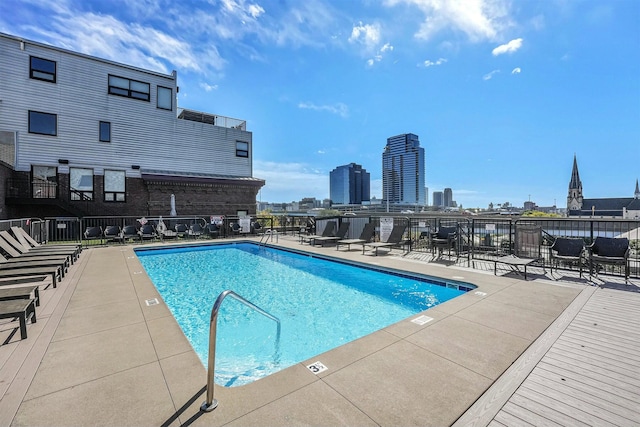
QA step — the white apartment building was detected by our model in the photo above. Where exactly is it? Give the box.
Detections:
[0,32,264,220]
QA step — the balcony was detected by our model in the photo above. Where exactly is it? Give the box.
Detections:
[177,108,246,131]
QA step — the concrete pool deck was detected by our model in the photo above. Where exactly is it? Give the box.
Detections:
[0,235,638,426]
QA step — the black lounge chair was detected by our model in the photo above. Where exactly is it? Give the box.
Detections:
[175,224,188,238]
[121,225,139,242]
[0,298,37,340]
[11,226,82,254]
[155,221,177,240]
[312,222,350,247]
[430,225,457,258]
[0,285,40,306]
[103,225,124,243]
[336,223,375,251]
[301,221,336,244]
[361,225,409,256]
[138,224,157,241]
[5,229,80,261]
[83,226,103,243]
[494,226,544,280]
[588,237,630,283]
[205,223,220,239]
[229,222,241,237]
[188,223,204,239]
[0,234,71,266]
[549,237,585,278]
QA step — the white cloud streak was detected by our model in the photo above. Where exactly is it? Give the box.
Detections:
[298,102,349,118]
[492,38,523,56]
[483,69,500,80]
[511,67,521,74]
[423,57,447,67]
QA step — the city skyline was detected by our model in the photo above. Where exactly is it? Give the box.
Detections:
[2,0,638,208]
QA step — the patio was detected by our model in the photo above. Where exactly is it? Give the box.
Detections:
[0,234,638,426]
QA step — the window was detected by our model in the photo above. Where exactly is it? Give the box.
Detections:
[30,56,56,83]
[104,170,125,202]
[31,166,57,198]
[70,168,93,201]
[28,111,57,136]
[99,121,111,142]
[108,75,150,101]
[157,86,172,110]
[236,141,249,158]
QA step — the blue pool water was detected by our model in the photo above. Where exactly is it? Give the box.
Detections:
[136,243,473,386]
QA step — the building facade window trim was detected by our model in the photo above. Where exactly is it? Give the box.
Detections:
[70,167,94,201]
[108,74,150,101]
[28,111,57,136]
[99,121,111,142]
[104,169,126,202]
[157,86,172,110]
[236,141,249,158]
[30,56,56,83]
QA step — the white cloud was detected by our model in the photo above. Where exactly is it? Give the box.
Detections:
[254,161,329,202]
[511,67,521,74]
[492,38,523,56]
[349,21,381,48]
[200,82,219,91]
[423,57,447,67]
[483,69,500,80]
[298,102,349,118]
[385,0,513,42]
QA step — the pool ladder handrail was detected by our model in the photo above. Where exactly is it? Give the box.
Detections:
[259,229,278,246]
[201,289,281,412]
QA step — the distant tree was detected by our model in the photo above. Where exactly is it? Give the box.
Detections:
[521,211,561,218]
[318,208,341,217]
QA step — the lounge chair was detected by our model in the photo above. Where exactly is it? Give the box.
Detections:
[301,221,337,244]
[336,223,375,251]
[312,222,350,247]
[138,224,157,241]
[0,265,61,288]
[188,223,204,239]
[5,229,80,261]
[549,237,586,278]
[0,285,40,306]
[588,237,630,283]
[0,234,72,266]
[360,225,409,256]
[83,226,103,243]
[229,222,241,237]
[0,298,37,339]
[252,222,264,235]
[103,225,124,243]
[11,226,82,253]
[0,253,67,276]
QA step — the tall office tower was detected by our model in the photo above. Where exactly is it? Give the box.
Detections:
[433,191,444,207]
[329,163,371,204]
[382,133,426,206]
[444,188,453,207]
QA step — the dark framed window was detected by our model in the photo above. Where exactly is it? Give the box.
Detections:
[108,74,150,101]
[236,141,249,158]
[99,121,111,142]
[31,165,58,198]
[104,170,126,202]
[157,86,172,110]
[70,167,94,201]
[30,56,56,83]
[28,111,57,136]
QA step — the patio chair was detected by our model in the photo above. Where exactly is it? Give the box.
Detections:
[360,224,409,256]
[252,221,264,235]
[138,224,157,241]
[301,221,337,244]
[229,222,241,237]
[588,237,630,283]
[311,222,350,247]
[1,230,79,262]
[0,234,72,266]
[188,223,204,239]
[549,237,586,278]
[205,223,220,239]
[336,223,376,251]
[494,226,544,280]
[175,223,188,238]
[430,225,457,258]
[0,284,40,306]
[155,220,176,240]
[10,226,82,253]
[103,225,124,243]
[120,225,139,242]
[83,226,103,243]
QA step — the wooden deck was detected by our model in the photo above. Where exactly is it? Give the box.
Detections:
[456,283,640,427]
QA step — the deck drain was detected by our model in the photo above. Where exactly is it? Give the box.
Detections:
[145,298,159,306]
[411,315,433,325]
[474,291,487,297]
[307,361,328,374]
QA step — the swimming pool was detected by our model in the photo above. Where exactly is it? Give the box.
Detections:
[136,243,474,386]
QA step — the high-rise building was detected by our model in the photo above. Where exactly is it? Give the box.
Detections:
[329,163,370,204]
[382,133,425,206]
[433,191,444,207]
[443,188,453,208]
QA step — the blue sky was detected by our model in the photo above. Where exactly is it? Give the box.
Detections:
[2,0,639,209]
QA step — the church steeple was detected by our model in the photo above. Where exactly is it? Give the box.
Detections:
[635,179,639,199]
[567,154,583,211]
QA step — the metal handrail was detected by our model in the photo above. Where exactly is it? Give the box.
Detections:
[201,290,281,412]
